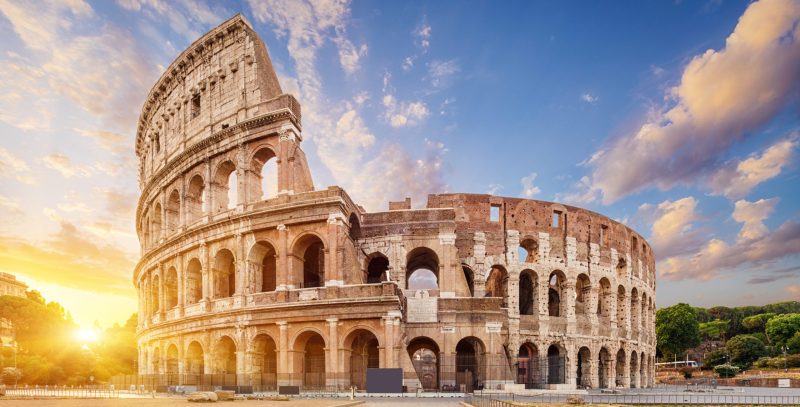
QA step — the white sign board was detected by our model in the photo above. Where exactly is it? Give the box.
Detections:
[778,379,790,388]
[441,326,455,333]
[407,292,438,323]
[486,322,502,333]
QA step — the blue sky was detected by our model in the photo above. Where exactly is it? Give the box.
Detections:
[0,0,798,327]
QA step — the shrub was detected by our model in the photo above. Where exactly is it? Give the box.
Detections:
[680,366,696,379]
[787,354,800,368]
[714,364,740,378]
[703,349,727,368]
[753,356,772,368]
[726,334,766,369]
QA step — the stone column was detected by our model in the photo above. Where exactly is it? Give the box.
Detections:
[327,318,339,388]
[382,315,395,368]
[564,281,576,335]
[236,144,247,210]
[326,214,341,285]
[277,124,297,194]
[276,224,290,289]
[609,292,618,338]
[609,357,616,388]
[588,281,599,336]
[236,326,247,385]
[200,242,210,300]
[177,252,185,316]
[589,351,599,389]
[277,321,289,386]
[203,159,212,221]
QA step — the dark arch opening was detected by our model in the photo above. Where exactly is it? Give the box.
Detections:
[547,345,565,384]
[516,343,540,389]
[408,337,440,390]
[366,255,389,284]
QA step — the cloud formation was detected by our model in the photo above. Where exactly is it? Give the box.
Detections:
[707,135,798,199]
[43,153,92,178]
[637,197,704,259]
[585,0,800,203]
[0,147,35,184]
[520,173,541,198]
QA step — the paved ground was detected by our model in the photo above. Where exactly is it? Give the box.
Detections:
[0,399,357,407]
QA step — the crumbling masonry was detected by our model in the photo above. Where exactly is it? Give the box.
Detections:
[134,15,656,392]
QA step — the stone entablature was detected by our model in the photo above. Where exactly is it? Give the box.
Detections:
[134,14,656,392]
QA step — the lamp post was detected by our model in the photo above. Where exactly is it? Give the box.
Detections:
[782,346,788,373]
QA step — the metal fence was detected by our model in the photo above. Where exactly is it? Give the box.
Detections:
[3,386,120,398]
[469,391,800,406]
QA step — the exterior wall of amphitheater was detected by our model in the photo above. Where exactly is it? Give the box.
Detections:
[134,15,656,391]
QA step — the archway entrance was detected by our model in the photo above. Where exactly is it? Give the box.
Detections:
[615,349,626,387]
[630,351,639,388]
[598,348,611,389]
[546,345,565,384]
[408,337,440,390]
[252,334,277,391]
[576,347,591,388]
[455,337,484,392]
[295,332,326,389]
[516,343,540,389]
[344,329,379,390]
[213,336,237,386]
[166,344,179,385]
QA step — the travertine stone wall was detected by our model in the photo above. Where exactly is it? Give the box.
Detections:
[134,14,656,392]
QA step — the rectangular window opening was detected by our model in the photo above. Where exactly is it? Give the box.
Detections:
[552,211,561,228]
[191,95,201,119]
[490,205,501,222]
[600,225,607,246]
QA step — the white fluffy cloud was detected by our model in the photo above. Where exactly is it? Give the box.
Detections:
[43,153,92,178]
[520,173,541,198]
[636,197,703,259]
[585,0,800,203]
[382,94,430,128]
[707,135,797,199]
[732,198,778,242]
[0,147,35,184]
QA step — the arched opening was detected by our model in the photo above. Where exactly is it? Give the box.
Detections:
[348,213,361,241]
[186,174,205,223]
[344,329,379,390]
[251,147,277,200]
[598,347,611,389]
[294,331,326,390]
[213,249,236,299]
[186,258,203,304]
[617,286,626,333]
[213,160,236,212]
[548,271,566,317]
[630,287,640,335]
[630,351,639,388]
[293,235,325,288]
[141,218,149,248]
[251,334,277,391]
[152,203,162,243]
[598,278,611,317]
[519,270,537,316]
[575,274,591,315]
[615,349,626,387]
[186,341,204,376]
[546,344,565,384]
[166,344,179,384]
[406,247,439,291]
[576,346,591,389]
[639,352,647,388]
[150,274,160,316]
[166,189,180,234]
[151,347,160,374]
[516,343,540,389]
[165,267,178,309]
[227,171,237,209]
[641,293,647,333]
[519,238,539,263]
[213,336,237,385]
[462,265,475,297]
[485,265,508,307]
[366,254,389,284]
[616,256,627,280]
[455,337,484,392]
[408,337,440,390]
[248,241,277,292]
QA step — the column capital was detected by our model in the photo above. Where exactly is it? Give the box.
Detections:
[276,321,288,329]
[326,317,339,325]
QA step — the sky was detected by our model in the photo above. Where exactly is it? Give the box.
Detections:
[0,0,798,328]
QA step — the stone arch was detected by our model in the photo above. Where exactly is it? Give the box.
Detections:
[455,336,485,392]
[575,273,591,315]
[212,248,236,298]
[151,346,160,374]
[251,333,278,391]
[343,328,380,390]
[598,347,611,389]
[406,247,439,291]
[407,336,440,390]
[629,350,639,388]
[186,258,203,304]
[250,146,277,201]
[186,341,204,375]
[150,274,160,316]
[152,202,162,242]
[248,240,277,292]
[348,213,361,241]
[213,335,237,382]
[616,256,627,280]
[365,253,389,284]
[519,269,537,316]
[485,265,508,307]
[165,266,178,309]
[292,233,326,288]
[617,285,627,332]
[615,349,626,387]
[546,343,566,384]
[166,344,179,378]
[519,237,539,263]
[213,160,237,212]
[462,265,475,297]
[576,346,592,388]
[548,270,567,317]
[597,278,611,317]
[293,330,327,389]
[166,189,180,234]
[186,174,205,223]
[516,342,540,389]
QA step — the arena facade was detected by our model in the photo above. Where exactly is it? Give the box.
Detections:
[133,15,656,392]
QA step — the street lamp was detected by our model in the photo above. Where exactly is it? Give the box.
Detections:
[782,346,788,373]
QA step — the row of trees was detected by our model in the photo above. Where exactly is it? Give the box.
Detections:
[0,292,137,385]
[656,301,800,371]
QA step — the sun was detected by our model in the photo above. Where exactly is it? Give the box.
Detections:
[76,328,99,343]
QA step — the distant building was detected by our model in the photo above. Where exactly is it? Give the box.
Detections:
[0,272,27,347]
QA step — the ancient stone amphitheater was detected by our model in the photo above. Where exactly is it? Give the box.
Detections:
[134,15,656,393]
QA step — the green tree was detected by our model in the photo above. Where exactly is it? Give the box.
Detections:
[657,303,700,359]
[787,331,800,354]
[699,320,729,341]
[765,313,800,348]
[742,313,776,333]
[703,349,727,367]
[726,334,765,369]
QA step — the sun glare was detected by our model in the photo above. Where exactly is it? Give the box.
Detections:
[76,328,99,343]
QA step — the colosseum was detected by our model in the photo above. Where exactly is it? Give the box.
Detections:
[133,15,656,393]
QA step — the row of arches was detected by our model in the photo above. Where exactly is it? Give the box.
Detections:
[140,146,278,250]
